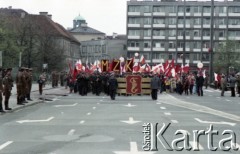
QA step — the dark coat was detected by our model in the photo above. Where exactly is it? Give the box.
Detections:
[108,77,118,90]
[151,76,160,90]
[196,76,204,87]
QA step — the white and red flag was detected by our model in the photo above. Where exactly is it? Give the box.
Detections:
[140,55,145,64]
[133,62,140,73]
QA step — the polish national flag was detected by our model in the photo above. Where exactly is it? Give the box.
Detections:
[140,55,145,64]
[182,63,190,73]
[133,62,140,73]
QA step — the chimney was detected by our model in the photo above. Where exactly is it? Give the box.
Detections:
[8,6,12,9]
[113,32,118,39]
[39,12,48,15]
[21,12,25,18]
[47,14,52,19]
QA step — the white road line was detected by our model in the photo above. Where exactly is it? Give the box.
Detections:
[189,141,204,150]
[216,97,221,99]
[171,120,179,123]
[226,99,231,102]
[15,109,23,113]
[160,107,166,110]
[0,141,13,150]
[87,112,91,116]
[67,129,75,136]
[156,102,162,105]
[164,112,172,116]
[80,120,85,124]
[93,107,96,110]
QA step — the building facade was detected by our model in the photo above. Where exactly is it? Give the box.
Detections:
[127,0,240,69]
[80,35,127,63]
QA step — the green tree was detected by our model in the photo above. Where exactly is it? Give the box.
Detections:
[214,40,240,74]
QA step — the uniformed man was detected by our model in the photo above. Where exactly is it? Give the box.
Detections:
[22,68,29,103]
[108,73,118,100]
[0,67,5,112]
[60,71,64,87]
[51,71,56,88]
[95,73,102,96]
[3,68,13,110]
[26,68,33,101]
[16,67,25,105]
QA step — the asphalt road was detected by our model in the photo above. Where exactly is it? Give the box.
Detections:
[0,87,239,154]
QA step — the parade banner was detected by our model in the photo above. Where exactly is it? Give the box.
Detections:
[125,59,133,73]
[126,75,142,94]
[112,59,120,72]
[101,59,109,72]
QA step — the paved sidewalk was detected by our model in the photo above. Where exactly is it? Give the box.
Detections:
[1,84,59,114]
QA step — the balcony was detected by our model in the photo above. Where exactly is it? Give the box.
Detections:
[228,25,240,28]
[153,47,165,51]
[219,37,226,41]
[194,13,202,16]
[193,49,201,52]
[127,47,140,51]
[219,13,227,17]
[152,59,164,63]
[128,12,141,16]
[144,25,151,28]
[229,13,240,17]
[153,36,165,39]
[193,37,201,40]
[169,48,176,52]
[143,48,151,51]
[194,25,201,28]
[203,36,210,40]
[153,12,165,16]
[144,37,151,40]
[169,13,177,16]
[128,24,140,28]
[203,25,210,28]
[169,25,176,28]
[128,36,140,39]
[203,13,211,16]
[169,37,176,40]
[144,13,151,16]
[219,25,227,29]
[153,24,165,28]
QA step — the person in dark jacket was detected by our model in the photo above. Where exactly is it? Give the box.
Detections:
[229,74,236,97]
[108,73,118,100]
[150,73,160,100]
[196,73,204,96]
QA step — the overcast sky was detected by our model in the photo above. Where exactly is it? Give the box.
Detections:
[1,0,230,35]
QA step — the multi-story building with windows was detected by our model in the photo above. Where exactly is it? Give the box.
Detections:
[127,0,240,70]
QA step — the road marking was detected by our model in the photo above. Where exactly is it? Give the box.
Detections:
[216,97,221,99]
[160,107,166,110]
[189,141,204,150]
[67,129,75,136]
[80,120,85,124]
[15,109,23,113]
[164,112,172,116]
[0,141,13,150]
[121,117,141,125]
[171,120,179,123]
[159,95,240,122]
[123,103,136,107]
[93,107,96,110]
[16,117,54,124]
[195,118,236,126]
[156,102,162,105]
[54,103,77,107]
[113,142,155,154]
[97,103,100,105]
[226,99,231,102]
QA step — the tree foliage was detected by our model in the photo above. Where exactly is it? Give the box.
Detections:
[214,40,240,74]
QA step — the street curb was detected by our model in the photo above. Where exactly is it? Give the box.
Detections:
[0,100,44,115]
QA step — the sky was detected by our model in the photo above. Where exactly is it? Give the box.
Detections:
[1,0,231,35]
[1,0,127,35]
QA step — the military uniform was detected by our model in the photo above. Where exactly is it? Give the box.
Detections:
[0,67,5,112]
[26,68,33,100]
[3,68,13,110]
[108,74,118,100]
[16,68,25,105]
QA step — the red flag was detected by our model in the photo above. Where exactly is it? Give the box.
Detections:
[68,61,73,74]
[133,62,140,73]
[140,55,145,64]
[72,67,78,81]
[163,60,169,72]
[175,64,181,74]
[182,63,190,73]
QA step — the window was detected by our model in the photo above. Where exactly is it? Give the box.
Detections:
[229,19,240,25]
[144,18,151,25]
[219,30,225,37]
[186,6,191,13]
[194,30,201,37]
[128,30,140,36]
[128,41,140,47]
[178,30,184,36]
[194,18,201,25]
[128,6,140,12]
[169,29,176,37]
[202,53,209,61]
[185,18,191,25]
[193,6,201,13]
[178,17,184,24]
[186,42,191,48]
[177,42,184,48]
[168,54,173,60]
[144,6,151,13]
[128,17,140,24]
[153,6,165,12]
[193,53,201,60]
[218,6,227,13]
[152,53,160,59]
[143,53,149,60]
[229,6,240,13]
[202,41,210,48]
[168,18,176,25]
[218,18,226,25]
[193,42,201,48]
[153,30,165,36]
[153,18,165,24]
[167,6,177,13]
[203,6,211,13]
[229,31,240,37]
[178,6,184,13]
[203,30,210,36]
[169,41,176,48]
[144,29,151,37]
[153,41,165,48]
[203,18,210,25]
[144,41,151,48]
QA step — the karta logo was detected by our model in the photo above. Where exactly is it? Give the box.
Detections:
[142,123,239,151]
[126,75,141,94]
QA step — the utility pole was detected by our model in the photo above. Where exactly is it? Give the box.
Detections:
[209,0,214,83]
[183,0,186,66]
[0,51,2,67]
[19,52,22,67]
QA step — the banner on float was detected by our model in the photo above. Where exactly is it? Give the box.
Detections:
[101,59,109,72]
[112,59,120,72]
[125,59,133,73]
[126,75,142,94]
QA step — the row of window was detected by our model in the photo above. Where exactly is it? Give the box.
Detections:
[127,41,228,49]
[128,17,239,25]
[127,52,209,61]
[129,5,240,14]
[128,29,240,38]
[81,45,106,53]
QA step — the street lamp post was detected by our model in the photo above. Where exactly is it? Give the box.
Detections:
[183,0,186,66]
[209,0,214,83]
